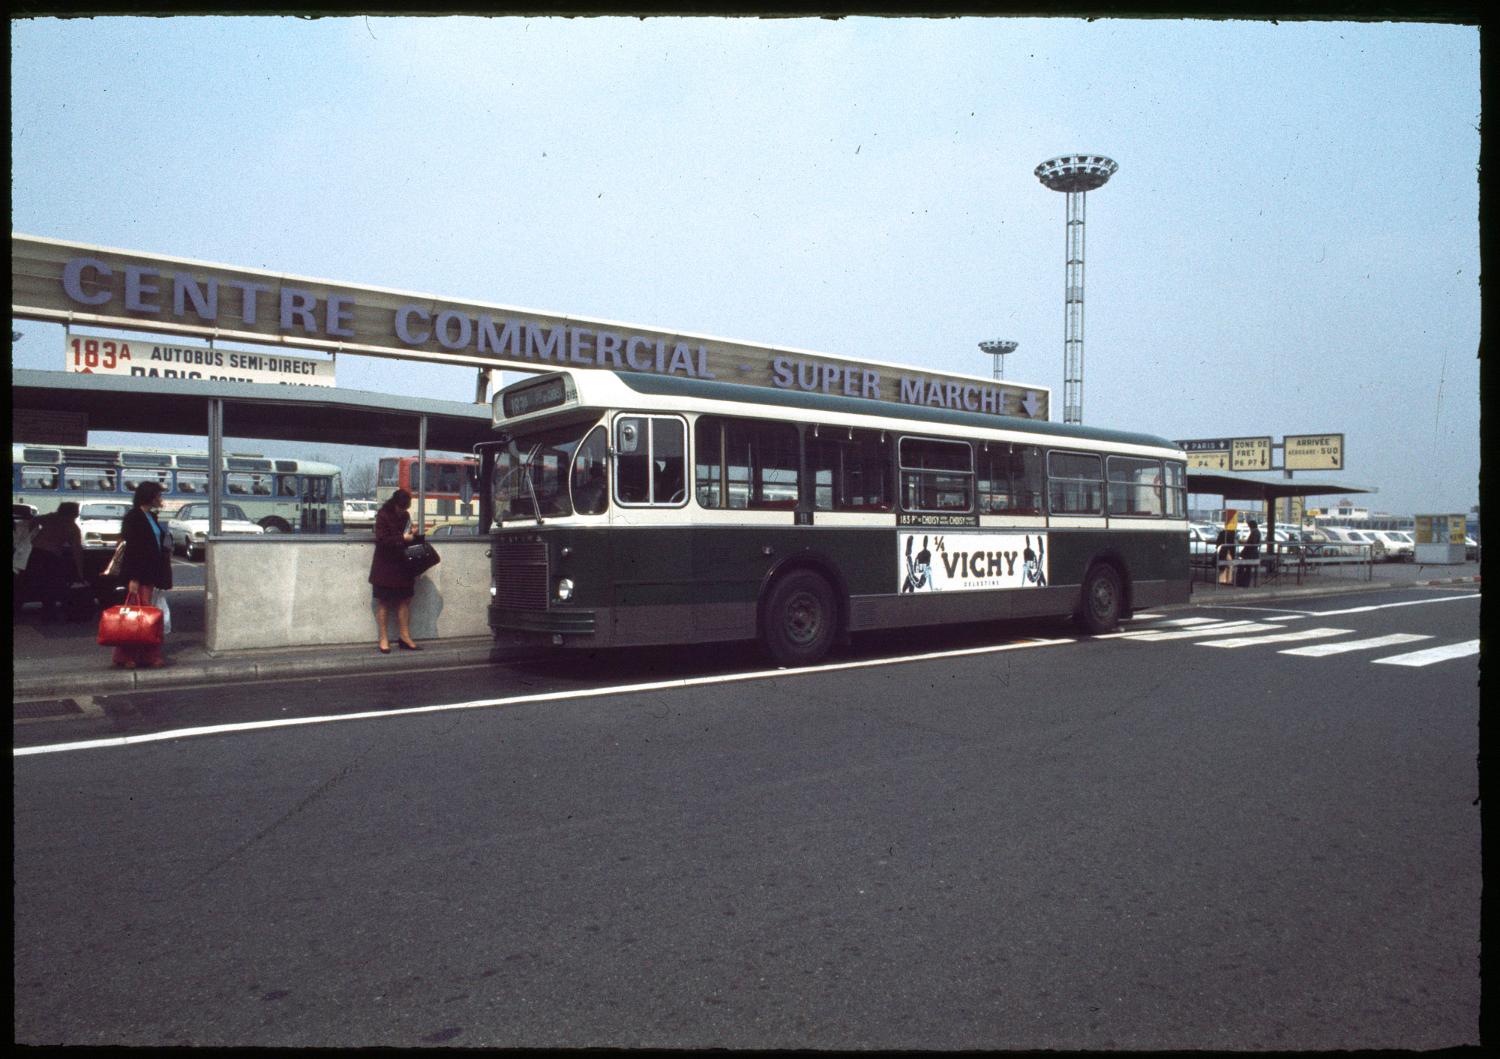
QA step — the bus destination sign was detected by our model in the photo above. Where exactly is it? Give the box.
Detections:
[502,375,573,419]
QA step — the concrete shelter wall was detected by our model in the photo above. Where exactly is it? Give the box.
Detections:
[205,538,490,652]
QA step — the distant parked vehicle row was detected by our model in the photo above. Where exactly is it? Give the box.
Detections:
[1183,522,1423,564]
[343,498,379,530]
[163,502,265,561]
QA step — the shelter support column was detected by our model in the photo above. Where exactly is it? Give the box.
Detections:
[208,398,223,536]
[417,414,428,532]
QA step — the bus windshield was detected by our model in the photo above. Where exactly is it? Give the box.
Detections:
[492,421,595,525]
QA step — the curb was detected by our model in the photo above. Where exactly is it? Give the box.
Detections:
[1188,579,1404,605]
[14,577,1480,705]
[12,637,506,701]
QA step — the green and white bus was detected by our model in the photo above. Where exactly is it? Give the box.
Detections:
[481,370,1190,666]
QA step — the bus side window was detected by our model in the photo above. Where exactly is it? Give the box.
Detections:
[278,476,298,498]
[808,427,892,512]
[651,419,685,505]
[1047,451,1104,515]
[615,418,650,503]
[979,444,1043,516]
[616,416,684,505]
[22,466,59,491]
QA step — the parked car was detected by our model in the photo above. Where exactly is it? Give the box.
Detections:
[1317,527,1374,559]
[1187,523,1219,561]
[1465,535,1479,560]
[76,502,130,550]
[427,519,483,538]
[13,502,38,531]
[1366,530,1413,561]
[165,501,266,560]
[343,498,379,530]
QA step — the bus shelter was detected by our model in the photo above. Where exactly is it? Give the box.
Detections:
[1186,469,1376,583]
[12,367,494,530]
[12,368,498,650]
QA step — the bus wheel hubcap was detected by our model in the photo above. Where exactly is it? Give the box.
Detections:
[786,593,821,643]
[1092,580,1114,615]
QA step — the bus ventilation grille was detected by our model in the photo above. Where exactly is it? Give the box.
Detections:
[492,538,549,610]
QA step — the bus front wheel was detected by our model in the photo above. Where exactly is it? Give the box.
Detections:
[1076,562,1123,635]
[762,570,837,667]
[260,517,291,534]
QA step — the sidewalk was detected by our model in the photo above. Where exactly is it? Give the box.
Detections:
[12,561,1480,705]
[12,585,501,703]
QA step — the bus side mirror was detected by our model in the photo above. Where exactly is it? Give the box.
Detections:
[617,421,640,454]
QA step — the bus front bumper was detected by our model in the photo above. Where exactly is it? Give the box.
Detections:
[489,605,598,640]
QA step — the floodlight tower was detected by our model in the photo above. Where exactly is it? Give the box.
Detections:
[1035,154,1117,424]
[979,339,1017,381]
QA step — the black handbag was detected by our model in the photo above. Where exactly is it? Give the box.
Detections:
[404,536,441,577]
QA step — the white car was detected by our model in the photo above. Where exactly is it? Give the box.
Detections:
[1366,530,1413,561]
[1187,523,1219,560]
[76,502,131,551]
[167,501,265,560]
[343,499,379,530]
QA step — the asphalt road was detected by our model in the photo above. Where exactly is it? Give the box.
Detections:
[13,585,1482,1048]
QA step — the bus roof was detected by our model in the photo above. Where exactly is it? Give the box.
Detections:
[565,371,1183,454]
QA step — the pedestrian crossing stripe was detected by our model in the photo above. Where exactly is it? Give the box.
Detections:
[1117,617,1474,667]
[1199,627,1352,649]
[1108,621,1283,642]
[1279,633,1432,657]
[1371,639,1480,668]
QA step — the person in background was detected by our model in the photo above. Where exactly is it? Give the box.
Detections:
[1238,519,1262,587]
[1215,523,1236,586]
[26,502,87,622]
[369,487,420,653]
[113,481,173,669]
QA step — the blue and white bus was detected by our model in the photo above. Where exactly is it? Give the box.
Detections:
[11,443,344,534]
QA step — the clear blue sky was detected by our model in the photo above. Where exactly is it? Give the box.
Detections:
[10,16,1481,516]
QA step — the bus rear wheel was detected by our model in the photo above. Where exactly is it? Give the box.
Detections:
[762,570,837,667]
[1076,562,1123,635]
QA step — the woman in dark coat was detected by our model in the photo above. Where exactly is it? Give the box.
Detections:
[1237,519,1262,587]
[369,488,419,653]
[112,480,173,669]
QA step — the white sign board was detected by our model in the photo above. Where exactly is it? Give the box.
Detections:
[65,334,334,387]
[898,531,1050,592]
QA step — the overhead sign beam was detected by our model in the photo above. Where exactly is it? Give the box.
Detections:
[1177,433,1342,473]
[12,233,1051,420]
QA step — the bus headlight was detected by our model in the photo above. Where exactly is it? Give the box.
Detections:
[556,578,574,601]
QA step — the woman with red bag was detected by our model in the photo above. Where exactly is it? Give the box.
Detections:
[111,480,174,669]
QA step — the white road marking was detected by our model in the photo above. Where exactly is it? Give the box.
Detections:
[1105,621,1283,642]
[1199,627,1351,649]
[1279,633,1433,657]
[13,636,1077,758]
[1372,640,1481,668]
[1213,594,1478,619]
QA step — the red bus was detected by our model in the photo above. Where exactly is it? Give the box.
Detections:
[376,455,479,532]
